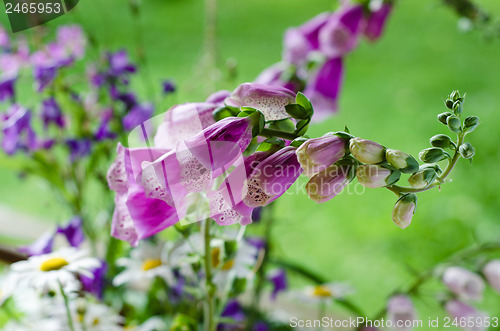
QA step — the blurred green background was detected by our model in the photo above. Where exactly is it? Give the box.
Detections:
[1,0,500,328]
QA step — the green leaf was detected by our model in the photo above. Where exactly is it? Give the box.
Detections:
[285,104,309,119]
[212,106,240,121]
[295,119,309,136]
[257,138,285,152]
[268,118,296,133]
[296,92,314,116]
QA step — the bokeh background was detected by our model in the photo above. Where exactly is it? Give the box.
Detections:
[1,0,500,328]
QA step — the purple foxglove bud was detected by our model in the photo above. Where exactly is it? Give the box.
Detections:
[386,149,419,174]
[356,164,400,188]
[303,57,343,120]
[1,105,37,155]
[442,267,485,301]
[392,193,417,229]
[364,3,393,41]
[349,137,386,164]
[225,83,296,121]
[243,147,302,207]
[41,98,65,128]
[206,90,231,106]
[184,116,253,172]
[268,268,288,301]
[154,102,217,150]
[318,5,365,58]
[445,300,488,331]
[306,158,357,203]
[482,260,500,294]
[408,167,438,189]
[296,132,348,177]
[387,295,417,331]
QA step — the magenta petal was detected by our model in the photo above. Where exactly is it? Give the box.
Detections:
[125,187,179,242]
[364,3,393,41]
[304,57,343,120]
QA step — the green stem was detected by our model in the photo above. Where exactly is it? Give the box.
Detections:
[59,281,76,331]
[386,133,465,195]
[260,128,301,141]
[203,219,216,331]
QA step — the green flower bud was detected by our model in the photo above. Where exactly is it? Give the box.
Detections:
[392,193,417,229]
[408,167,438,189]
[419,147,450,163]
[438,112,453,125]
[444,99,454,110]
[356,164,401,188]
[447,115,462,133]
[349,137,386,164]
[452,100,463,116]
[385,149,419,174]
[458,142,475,159]
[463,116,480,134]
[429,134,454,149]
[450,90,461,102]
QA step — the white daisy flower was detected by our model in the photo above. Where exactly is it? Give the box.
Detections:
[135,316,167,331]
[75,302,124,331]
[3,319,66,331]
[289,282,354,305]
[0,273,16,305]
[113,241,175,289]
[9,247,100,293]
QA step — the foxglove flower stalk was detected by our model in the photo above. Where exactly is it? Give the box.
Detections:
[154,102,217,150]
[385,149,419,174]
[387,295,417,331]
[482,260,500,293]
[356,164,400,188]
[243,147,302,207]
[442,266,485,301]
[445,300,488,331]
[225,83,296,121]
[349,137,386,164]
[306,158,357,203]
[318,4,364,58]
[296,132,348,177]
[392,193,417,229]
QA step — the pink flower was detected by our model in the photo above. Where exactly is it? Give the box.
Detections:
[443,267,485,301]
[445,300,488,331]
[364,3,393,41]
[154,102,217,150]
[225,83,296,121]
[392,193,417,229]
[296,132,348,177]
[387,295,417,331]
[482,260,500,294]
[306,158,356,203]
[57,25,86,59]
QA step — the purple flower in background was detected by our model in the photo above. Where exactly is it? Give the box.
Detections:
[122,103,154,131]
[66,139,91,162]
[33,65,57,92]
[1,105,37,155]
[445,300,488,331]
[41,98,64,128]
[246,236,267,252]
[95,109,116,141]
[303,57,344,119]
[251,207,263,223]
[19,231,55,256]
[108,50,136,77]
[442,267,485,301]
[482,260,500,294]
[115,91,137,110]
[387,295,417,331]
[57,25,86,59]
[81,260,107,299]
[225,83,296,121]
[57,216,85,248]
[253,322,269,331]
[364,2,393,41]
[318,4,365,58]
[162,80,176,95]
[0,26,9,49]
[0,76,15,102]
[218,300,245,330]
[268,268,287,300]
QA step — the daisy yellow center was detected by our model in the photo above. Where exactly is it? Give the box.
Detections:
[40,257,69,272]
[221,259,234,271]
[211,247,221,268]
[142,259,162,271]
[313,285,332,298]
[92,317,100,326]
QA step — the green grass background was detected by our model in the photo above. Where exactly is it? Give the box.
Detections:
[1,0,500,328]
